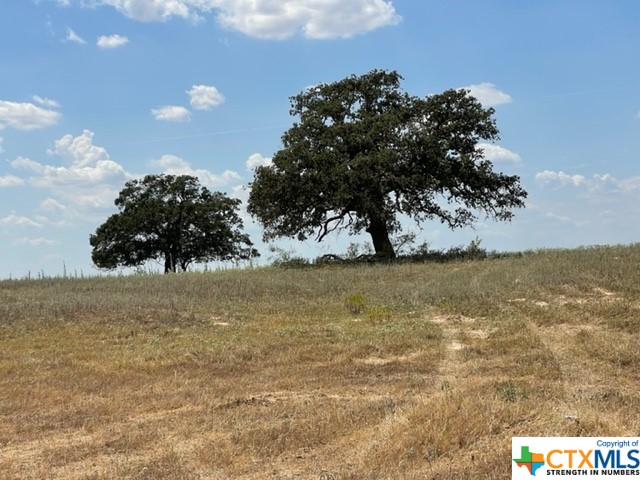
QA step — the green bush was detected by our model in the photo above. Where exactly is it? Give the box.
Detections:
[345,294,367,314]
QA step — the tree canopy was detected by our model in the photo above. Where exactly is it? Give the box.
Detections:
[247,70,527,258]
[90,174,258,273]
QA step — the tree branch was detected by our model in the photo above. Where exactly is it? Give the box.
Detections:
[317,209,351,242]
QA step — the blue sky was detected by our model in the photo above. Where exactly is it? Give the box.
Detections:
[1,0,639,277]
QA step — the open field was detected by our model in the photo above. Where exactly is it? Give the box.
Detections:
[2,244,640,479]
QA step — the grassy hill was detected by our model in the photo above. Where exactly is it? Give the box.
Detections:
[1,244,640,479]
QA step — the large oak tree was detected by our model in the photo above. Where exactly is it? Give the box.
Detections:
[247,70,527,258]
[90,174,258,273]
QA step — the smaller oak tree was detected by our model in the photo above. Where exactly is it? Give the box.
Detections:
[90,174,258,273]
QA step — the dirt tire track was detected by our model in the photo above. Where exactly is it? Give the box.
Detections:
[534,321,607,426]
[431,314,486,386]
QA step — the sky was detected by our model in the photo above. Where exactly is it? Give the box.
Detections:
[1,0,639,278]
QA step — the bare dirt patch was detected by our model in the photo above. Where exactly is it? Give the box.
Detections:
[527,286,624,308]
[358,351,423,366]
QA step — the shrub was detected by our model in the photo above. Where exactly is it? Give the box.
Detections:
[367,305,392,321]
[345,294,367,314]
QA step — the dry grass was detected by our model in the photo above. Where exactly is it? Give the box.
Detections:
[1,243,640,479]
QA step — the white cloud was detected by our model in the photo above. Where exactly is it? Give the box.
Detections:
[535,170,640,196]
[245,153,272,170]
[11,156,45,173]
[535,170,587,187]
[50,130,111,167]
[0,175,25,187]
[231,183,249,202]
[229,183,254,223]
[151,105,192,122]
[66,27,86,44]
[590,174,640,194]
[0,100,61,130]
[12,130,131,209]
[98,0,196,21]
[0,214,42,228]
[215,0,401,39]
[544,212,589,227]
[39,198,67,212]
[76,0,400,38]
[462,83,512,107]
[13,237,58,246]
[618,176,640,192]
[151,154,240,187]
[97,34,129,48]
[187,85,225,110]
[34,215,71,228]
[478,143,521,164]
[32,95,61,108]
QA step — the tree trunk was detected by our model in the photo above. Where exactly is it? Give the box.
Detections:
[164,252,176,273]
[366,217,396,259]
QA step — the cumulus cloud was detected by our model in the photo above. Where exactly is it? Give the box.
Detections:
[229,183,254,224]
[215,0,401,39]
[152,86,223,120]
[532,170,638,237]
[245,153,272,170]
[462,83,512,107]
[151,154,240,187]
[97,34,129,48]
[70,0,401,38]
[12,130,130,209]
[0,100,61,130]
[535,170,640,195]
[151,105,192,122]
[535,170,587,187]
[187,85,225,110]
[0,214,42,228]
[50,130,111,167]
[66,27,86,44]
[11,157,44,173]
[99,0,195,21]
[230,183,249,201]
[0,175,25,187]
[478,143,521,164]
[591,174,640,193]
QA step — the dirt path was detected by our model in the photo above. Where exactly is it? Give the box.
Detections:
[431,313,487,387]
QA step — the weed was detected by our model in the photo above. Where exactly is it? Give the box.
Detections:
[344,293,367,314]
[367,304,392,321]
[496,380,520,403]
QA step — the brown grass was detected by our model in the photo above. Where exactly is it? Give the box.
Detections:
[1,243,640,479]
